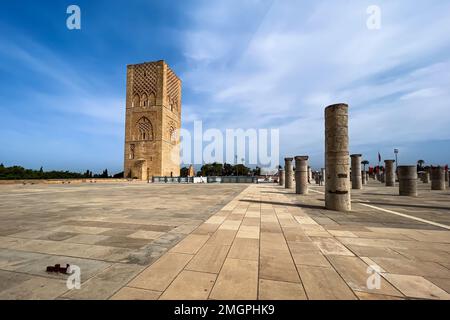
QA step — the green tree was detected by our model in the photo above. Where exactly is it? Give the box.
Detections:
[0,164,88,180]
[234,164,250,176]
[180,167,189,177]
[113,171,124,178]
[253,166,261,176]
[200,162,223,176]
[101,169,109,178]
[223,163,233,176]
[417,160,425,171]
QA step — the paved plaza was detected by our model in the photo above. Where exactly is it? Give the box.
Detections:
[0,182,245,299]
[0,181,450,299]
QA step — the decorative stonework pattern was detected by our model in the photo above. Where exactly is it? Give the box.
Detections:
[132,63,158,99]
[167,66,181,112]
[137,117,153,141]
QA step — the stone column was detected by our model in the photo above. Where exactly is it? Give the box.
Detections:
[284,158,293,189]
[362,170,367,185]
[308,167,312,184]
[279,169,285,186]
[445,168,449,183]
[422,171,430,183]
[384,160,396,187]
[325,103,351,211]
[350,154,362,189]
[321,168,326,186]
[315,173,320,185]
[398,165,417,197]
[295,156,309,195]
[431,166,446,190]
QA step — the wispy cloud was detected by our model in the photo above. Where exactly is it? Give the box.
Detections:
[181,0,450,166]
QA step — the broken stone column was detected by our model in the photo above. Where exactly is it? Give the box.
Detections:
[422,171,430,183]
[325,103,351,211]
[279,169,285,186]
[362,170,367,185]
[308,167,312,184]
[321,168,326,186]
[398,165,417,197]
[350,154,362,189]
[295,156,309,195]
[431,166,446,190]
[384,160,396,187]
[284,158,293,189]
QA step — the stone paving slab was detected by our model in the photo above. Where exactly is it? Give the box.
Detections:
[0,182,246,299]
[114,181,450,300]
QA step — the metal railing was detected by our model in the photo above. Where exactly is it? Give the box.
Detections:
[152,176,258,184]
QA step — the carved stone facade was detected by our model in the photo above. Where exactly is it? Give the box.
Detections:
[124,60,181,180]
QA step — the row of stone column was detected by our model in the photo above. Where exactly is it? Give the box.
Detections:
[279,157,309,194]
[349,156,396,189]
[394,166,447,196]
[419,167,448,189]
[394,166,444,196]
[281,103,448,212]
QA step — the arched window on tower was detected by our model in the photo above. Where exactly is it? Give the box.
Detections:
[168,98,174,112]
[141,93,148,107]
[129,144,135,160]
[137,117,153,141]
[132,94,140,108]
[149,92,156,106]
[169,126,177,144]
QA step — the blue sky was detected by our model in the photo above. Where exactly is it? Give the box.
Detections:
[1,0,449,174]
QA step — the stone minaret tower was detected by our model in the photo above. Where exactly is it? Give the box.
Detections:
[124,60,181,180]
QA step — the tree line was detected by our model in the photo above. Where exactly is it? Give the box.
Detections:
[180,162,261,177]
[0,163,121,180]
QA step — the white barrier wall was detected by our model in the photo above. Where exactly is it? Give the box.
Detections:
[193,177,208,183]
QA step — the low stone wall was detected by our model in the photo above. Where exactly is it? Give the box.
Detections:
[0,178,130,185]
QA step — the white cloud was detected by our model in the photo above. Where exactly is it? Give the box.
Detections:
[181,0,450,166]
[400,88,443,100]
